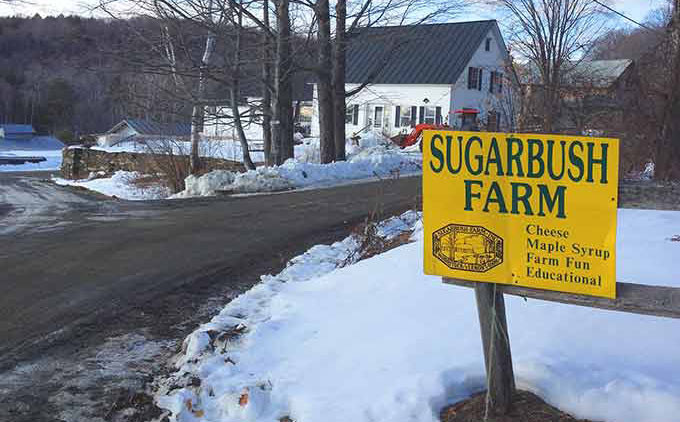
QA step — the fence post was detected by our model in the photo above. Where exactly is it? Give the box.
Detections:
[475,282,515,416]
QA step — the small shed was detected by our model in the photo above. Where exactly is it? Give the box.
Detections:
[97,118,192,147]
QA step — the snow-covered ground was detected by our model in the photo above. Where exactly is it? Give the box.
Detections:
[56,135,419,199]
[0,150,62,172]
[52,171,170,200]
[174,138,421,197]
[93,138,312,164]
[157,209,680,422]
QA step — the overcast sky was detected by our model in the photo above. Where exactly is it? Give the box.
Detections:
[0,0,669,28]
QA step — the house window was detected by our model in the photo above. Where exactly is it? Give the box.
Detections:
[490,71,503,94]
[468,67,483,91]
[485,38,491,51]
[423,106,437,124]
[394,106,414,128]
[345,105,359,125]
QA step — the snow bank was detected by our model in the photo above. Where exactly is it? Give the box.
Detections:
[231,145,420,193]
[176,170,237,198]
[232,167,295,193]
[53,171,169,200]
[0,149,63,172]
[295,139,321,163]
[157,209,680,422]
[175,143,421,196]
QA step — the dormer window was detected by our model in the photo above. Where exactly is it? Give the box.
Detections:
[485,38,491,51]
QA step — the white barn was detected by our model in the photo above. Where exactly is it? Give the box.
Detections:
[311,20,515,138]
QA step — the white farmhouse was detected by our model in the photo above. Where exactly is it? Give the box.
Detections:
[311,20,514,138]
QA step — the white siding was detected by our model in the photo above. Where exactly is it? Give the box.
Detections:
[312,84,451,138]
[450,27,513,130]
[310,24,514,138]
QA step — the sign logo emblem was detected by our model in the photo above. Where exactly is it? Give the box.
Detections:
[432,224,503,272]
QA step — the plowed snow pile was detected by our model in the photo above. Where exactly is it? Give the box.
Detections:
[53,171,169,200]
[173,143,421,197]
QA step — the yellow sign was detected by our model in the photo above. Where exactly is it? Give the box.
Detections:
[423,131,619,299]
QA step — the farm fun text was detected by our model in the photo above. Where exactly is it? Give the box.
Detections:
[423,130,619,298]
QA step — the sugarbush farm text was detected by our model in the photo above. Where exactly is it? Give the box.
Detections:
[428,134,611,219]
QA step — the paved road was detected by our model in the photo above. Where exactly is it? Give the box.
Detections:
[0,171,167,237]
[0,172,422,364]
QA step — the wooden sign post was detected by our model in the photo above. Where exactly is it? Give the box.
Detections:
[475,282,514,416]
[421,126,680,416]
[422,129,622,416]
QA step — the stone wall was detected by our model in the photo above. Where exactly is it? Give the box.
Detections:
[61,147,246,180]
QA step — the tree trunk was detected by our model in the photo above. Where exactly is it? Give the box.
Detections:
[232,6,256,171]
[542,90,554,133]
[332,0,347,161]
[541,64,560,133]
[316,0,335,164]
[230,90,255,170]
[189,104,203,174]
[658,1,680,180]
[262,0,274,166]
[272,0,294,165]
[189,34,216,174]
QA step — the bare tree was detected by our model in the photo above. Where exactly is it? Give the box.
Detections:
[316,0,335,163]
[594,0,680,179]
[657,0,680,179]
[190,28,217,174]
[494,0,607,132]
[272,0,295,165]
[229,1,256,170]
[99,0,225,175]
[261,0,275,166]
[332,0,347,161]
[218,0,295,165]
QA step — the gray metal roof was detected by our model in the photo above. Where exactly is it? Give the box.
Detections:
[567,59,633,88]
[519,59,633,88]
[109,119,192,137]
[346,20,497,85]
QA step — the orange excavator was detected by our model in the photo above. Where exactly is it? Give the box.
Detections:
[393,123,450,150]
[392,109,478,149]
